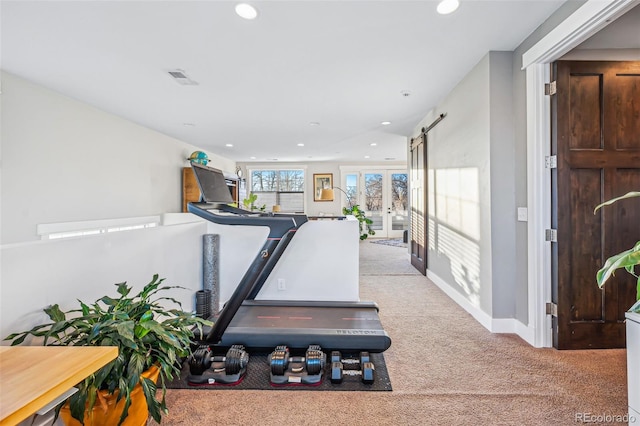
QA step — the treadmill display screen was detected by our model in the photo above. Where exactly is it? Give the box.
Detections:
[191,162,234,203]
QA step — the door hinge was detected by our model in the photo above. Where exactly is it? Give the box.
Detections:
[546,302,558,317]
[545,155,557,169]
[545,229,557,242]
[544,81,557,96]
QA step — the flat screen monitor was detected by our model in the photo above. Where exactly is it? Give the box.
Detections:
[190,162,234,204]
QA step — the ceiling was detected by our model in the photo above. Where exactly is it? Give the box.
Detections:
[1,0,569,163]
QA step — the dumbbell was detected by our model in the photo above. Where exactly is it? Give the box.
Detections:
[305,345,325,375]
[189,345,212,375]
[330,351,375,384]
[360,351,375,384]
[269,345,290,376]
[223,345,249,375]
[330,351,344,384]
[270,345,326,376]
[189,344,248,375]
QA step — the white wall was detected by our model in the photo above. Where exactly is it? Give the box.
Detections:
[0,72,235,244]
[0,72,237,342]
[258,219,360,301]
[1,222,206,343]
[202,218,360,304]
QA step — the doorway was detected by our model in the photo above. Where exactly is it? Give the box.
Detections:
[522,0,639,348]
[550,60,640,349]
[342,169,409,239]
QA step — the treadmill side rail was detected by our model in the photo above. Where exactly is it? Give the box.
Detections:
[219,326,392,353]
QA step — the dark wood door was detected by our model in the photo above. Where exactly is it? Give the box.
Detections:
[410,133,427,275]
[552,60,640,349]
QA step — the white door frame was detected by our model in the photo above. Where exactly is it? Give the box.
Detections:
[340,165,409,238]
[385,170,410,239]
[523,0,637,348]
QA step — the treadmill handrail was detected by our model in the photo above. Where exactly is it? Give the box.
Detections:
[188,202,308,239]
[187,201,308,344]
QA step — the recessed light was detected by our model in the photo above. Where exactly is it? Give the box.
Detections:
[182,123,196,127]
[235,3,258,20]
[250,156,256,160]
[370,143,377,146]
[297,143,305,147]
[437,0,459,15]
[309,122,320,126]
[364,155,370,159]
[225,144,233,147]
[381,121,391,126]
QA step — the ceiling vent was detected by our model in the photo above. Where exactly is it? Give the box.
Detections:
[167,69,199,86]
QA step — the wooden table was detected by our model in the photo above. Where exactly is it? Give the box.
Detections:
[0,346,118,425]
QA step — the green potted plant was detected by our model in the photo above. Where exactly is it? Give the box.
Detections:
[342,204,375,240]
[4,274,210,425]
[594,191,640,420]
[242,192,266,212]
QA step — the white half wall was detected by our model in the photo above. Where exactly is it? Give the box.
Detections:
[259,219,360,302]
[163,213,360,305]
[206,218,360,304]
[1,222,206,344]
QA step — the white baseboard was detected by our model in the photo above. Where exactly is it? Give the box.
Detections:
[427,270,536,346]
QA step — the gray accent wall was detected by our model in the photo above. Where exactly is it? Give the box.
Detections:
[414,52,515,318]
[430,54,491,314]
[489,51,516,319]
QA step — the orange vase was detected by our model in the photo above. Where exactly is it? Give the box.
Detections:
[60,365,160,426]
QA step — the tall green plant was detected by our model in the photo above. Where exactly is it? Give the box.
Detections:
[5,274,211,424]
[242,192,266,212]
[343,204,375,240]
[594,191,640,311]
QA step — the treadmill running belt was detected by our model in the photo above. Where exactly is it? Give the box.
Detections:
[230,305,383,328]
[216,305,392,352]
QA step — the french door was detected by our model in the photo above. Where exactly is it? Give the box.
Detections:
[342,170,408,239]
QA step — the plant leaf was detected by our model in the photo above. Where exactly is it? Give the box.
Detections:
[44,304,66,322]
[594,191,640,214]
[140,376,162,423]
[116,282,131,297]
[596,241,640,288]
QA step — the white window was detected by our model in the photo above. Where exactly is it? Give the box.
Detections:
[248,169,305,213]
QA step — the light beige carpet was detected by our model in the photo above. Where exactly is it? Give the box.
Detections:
[153,241,628,425]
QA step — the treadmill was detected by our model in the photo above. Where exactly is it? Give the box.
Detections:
[187,162,391,353]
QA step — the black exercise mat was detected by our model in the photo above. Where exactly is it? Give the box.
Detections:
[166,352,392,391]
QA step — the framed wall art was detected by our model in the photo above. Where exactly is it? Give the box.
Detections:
[313,173,333,202]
